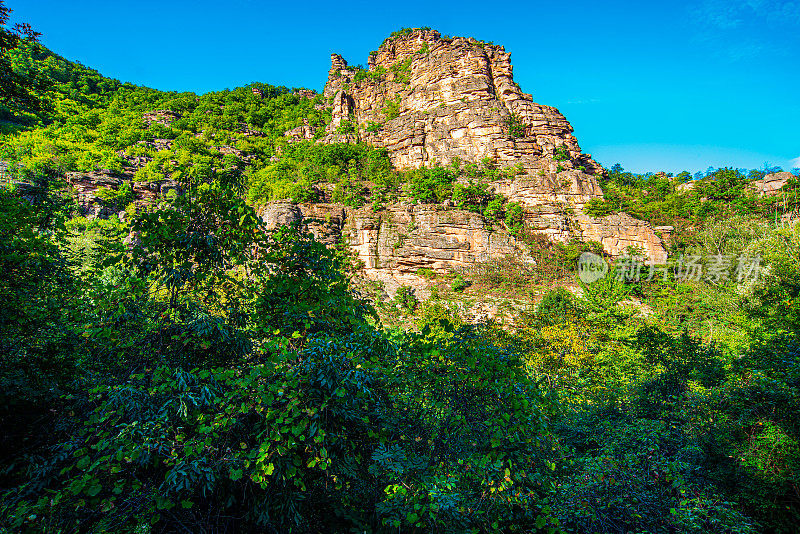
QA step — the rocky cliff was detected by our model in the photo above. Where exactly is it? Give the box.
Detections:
[300,29,667,291]
[60,29,670,297]
[322,29,603,178]
[262,200,533,296]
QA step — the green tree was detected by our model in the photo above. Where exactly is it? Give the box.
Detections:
[0,0,46,114]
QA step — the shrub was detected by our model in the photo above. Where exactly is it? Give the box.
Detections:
[534,287,577,325]
[505,201,525,235]
[95,182,134,211]
[450,275,471,292]
[405,166,455,203]
[554,145,570,162]
[394,285,418,312]
[583,198,614,217]
[505,114,526,138]
[416,267,437,280]
[382,96,401,120]
[335,119,356,134]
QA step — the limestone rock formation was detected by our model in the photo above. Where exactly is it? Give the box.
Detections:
[259,199,533,295]
[323,29,601,176]
[66,170,182,218]
[284,119,317,142]
[575,212,669,264]
[294,89,317,99]
[749,171,794,197]
[315,29,667,266]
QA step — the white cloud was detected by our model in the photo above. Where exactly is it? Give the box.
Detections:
[791,156,800,169]
[689,1,800,61]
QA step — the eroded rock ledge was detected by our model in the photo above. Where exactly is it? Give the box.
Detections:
[312,29,668,270]
[261,200,532,296]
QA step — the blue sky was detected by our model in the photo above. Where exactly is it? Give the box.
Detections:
[9,0,800,173]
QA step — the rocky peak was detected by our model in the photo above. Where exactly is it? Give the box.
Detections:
[315,29,666,263]
[323,28,601,176]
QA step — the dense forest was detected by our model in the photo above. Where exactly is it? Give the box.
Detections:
[1,5,799,533]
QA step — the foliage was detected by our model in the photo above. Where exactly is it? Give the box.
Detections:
[381,95,401,120]
[593,163,798,253]
[2,25,800,534]
[505,113,526,138]
[505,201,525,235]
[394,285,418,312]
[450,275,471,292]
[533,287,576,325]
[523,233,605,282]
[0,0,46,116]
[553,145,570,162]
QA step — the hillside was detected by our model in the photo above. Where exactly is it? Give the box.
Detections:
[2,21,800,533]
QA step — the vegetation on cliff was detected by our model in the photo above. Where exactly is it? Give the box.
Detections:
[1,12,799,533]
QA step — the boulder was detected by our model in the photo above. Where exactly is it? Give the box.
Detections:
[749,172,794,197]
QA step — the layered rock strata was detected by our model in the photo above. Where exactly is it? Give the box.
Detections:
[311,29,668,271]
[749,172,794,197]
[261,200,532,296]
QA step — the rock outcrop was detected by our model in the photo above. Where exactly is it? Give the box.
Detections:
[576,212,669,264]
[323,29,602,177]
[66,169,182,218]
[142,110,181,127]
[749,172,794,197]
[310,29,668,274]
[260,200,532,296]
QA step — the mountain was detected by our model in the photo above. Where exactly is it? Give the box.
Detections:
[2,28,668,300]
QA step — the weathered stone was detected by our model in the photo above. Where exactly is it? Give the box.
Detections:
[316,29,668,263]
[749,172,794,197]
[576,213,669,264]
[260,200,303,229]
[142,110,181,127]
[294,89,317,99]
[262,200,534,296]
[284,119,317,142]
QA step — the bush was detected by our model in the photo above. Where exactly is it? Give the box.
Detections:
[382,96,401,120]
[394,285,418,312]
[450,275,471,292]
[583,198,614,217]
[94,182,134,211]
[553,145,570,162]
[505,114,526,138]
[534,287,576,325]
[505,201,525,235]
[405,166,455,203]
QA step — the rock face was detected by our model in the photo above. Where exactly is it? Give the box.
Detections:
[66,169,182,218]
[323,29,601,176]
[259,200,532,296]
[749,172,794,197]
[284,119,317,142]
[576,212,669,264]
[142,110,181,127]
[312,29,668,272]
